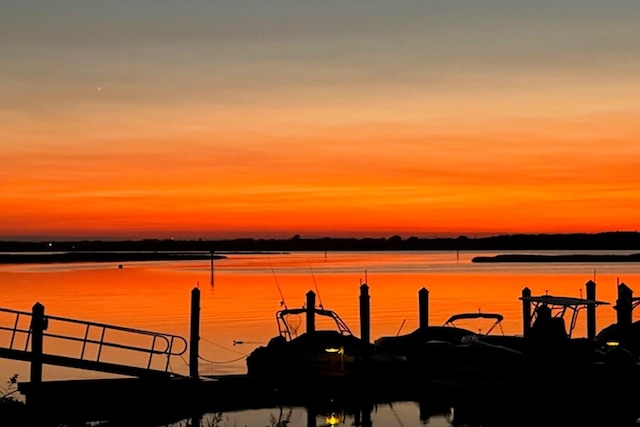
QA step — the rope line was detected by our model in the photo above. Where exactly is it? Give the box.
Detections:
[178,350,248,366]
[198,353,248,364]
[200,336,249,355]
[179,354,190,367]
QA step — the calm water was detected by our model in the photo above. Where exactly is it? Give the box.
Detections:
[2,250,640,426]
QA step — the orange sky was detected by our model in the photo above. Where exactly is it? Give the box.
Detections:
[2,2,639,240]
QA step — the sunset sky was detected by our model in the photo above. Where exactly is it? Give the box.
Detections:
[2,1,639,240]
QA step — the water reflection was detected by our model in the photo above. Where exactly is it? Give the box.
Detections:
[176,401,454,427]
[3,251,640,426]
[173,396,640,427]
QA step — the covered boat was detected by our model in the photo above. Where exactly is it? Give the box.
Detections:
[374,311,507,378]
[246,303,370,378]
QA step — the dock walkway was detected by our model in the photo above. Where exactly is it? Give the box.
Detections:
[0,305,188,379]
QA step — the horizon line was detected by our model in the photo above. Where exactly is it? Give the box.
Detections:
[1,230,638,243]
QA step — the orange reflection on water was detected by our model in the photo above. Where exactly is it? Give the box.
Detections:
[1,253,638,383]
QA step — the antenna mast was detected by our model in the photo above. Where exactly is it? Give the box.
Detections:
[309,264,324,309]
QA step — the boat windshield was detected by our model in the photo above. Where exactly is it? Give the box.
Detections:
[276,307,352,340]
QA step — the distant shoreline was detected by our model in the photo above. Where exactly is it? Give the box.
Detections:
[1,232,639,254]
[471,253,640,263]
[2,250,640,265]
[0,252,240,265]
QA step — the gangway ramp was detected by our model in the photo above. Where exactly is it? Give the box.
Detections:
[0,306,189,379]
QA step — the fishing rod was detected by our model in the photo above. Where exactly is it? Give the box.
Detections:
[269,260,288,309]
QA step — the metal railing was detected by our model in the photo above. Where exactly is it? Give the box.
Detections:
[0,306,188,374]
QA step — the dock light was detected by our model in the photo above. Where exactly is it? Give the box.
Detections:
[325,347,345,371]
[325,411,342,426]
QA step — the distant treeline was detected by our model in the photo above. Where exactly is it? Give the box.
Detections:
[0,231,639,252]
[472,252,640,263]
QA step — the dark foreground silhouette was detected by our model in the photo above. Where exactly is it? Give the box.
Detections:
[15,372,640,427]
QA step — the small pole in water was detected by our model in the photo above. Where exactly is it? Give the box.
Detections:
[210,251,215,287]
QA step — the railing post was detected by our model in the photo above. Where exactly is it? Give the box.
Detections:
[190,287,200,379]
[419,287,429,330]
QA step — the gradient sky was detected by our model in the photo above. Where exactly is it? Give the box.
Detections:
[2,1,639,240]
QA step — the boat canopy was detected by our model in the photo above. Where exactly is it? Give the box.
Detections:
[520,295,609,307]
[445,312,504,323]
[520,294,610,338]
[443,312,504,335]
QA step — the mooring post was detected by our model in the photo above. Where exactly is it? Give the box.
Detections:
[418,287,429,330]
[586,280,597,340]
[30,302,45,385]
[521,287,532,338]
[190,287,200,379]
[306,290,316,333]
[616,283,633,329]
[359,284,371,359]
[29,302,45,422]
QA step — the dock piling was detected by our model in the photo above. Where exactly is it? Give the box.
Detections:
[615,283,633,329]
[586,280,597,340]
[521,287,531,338]
[359,284,371,358]
[418,287,429,330]
[190,287,200,379]
[30,302,45,386]
[306,291,316,333]
[28,302,45,424]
